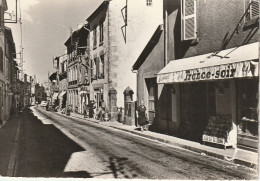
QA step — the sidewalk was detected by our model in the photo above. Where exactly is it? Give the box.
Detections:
[0,115,21,176]
[66,111,258,169]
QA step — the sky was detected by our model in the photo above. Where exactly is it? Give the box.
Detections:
[6,0,103,83]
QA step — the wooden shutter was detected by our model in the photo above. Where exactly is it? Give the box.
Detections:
[0,47,3,71]
[96,58,99,78]
[181,0,197,40]
[250,0,259,19]
[90,59,93,79]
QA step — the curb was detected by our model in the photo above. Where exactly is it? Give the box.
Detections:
[107,125,257,169]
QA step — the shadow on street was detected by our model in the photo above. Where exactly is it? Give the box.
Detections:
[15,108,91,178]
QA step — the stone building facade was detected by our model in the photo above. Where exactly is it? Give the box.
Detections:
[86,0,163,119]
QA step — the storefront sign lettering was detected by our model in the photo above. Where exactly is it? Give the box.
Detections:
[157,60,258,84]
[184,66,236,81]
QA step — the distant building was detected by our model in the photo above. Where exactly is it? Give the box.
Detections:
[65,25,90,113]
[85,0,163,120]
[35,83,47,104]
[57,53,68,111]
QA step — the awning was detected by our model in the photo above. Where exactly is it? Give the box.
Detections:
[52,92,59,100]
[58,91,67,99]
[157,43,259,84]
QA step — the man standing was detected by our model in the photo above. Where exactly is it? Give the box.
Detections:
[83,102,88,118]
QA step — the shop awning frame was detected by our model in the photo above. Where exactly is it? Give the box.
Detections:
[157,43,259,84]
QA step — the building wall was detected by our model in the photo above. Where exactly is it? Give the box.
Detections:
[0,1,8,123]
[163,0,259,139]
[88,5,109,107]
[107,0,163,107]
[166,0,259,60]
[86,0,163,112]
[136,28,168,132]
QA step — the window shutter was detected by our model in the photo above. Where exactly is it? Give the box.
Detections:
[182,0,197,40]
[250,0,259,19]
[96,58,99,78]
[91,59,93,78]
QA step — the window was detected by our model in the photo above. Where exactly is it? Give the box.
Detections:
[99,20,104,45]
[181,0,197,40]
[0,6,2,28]
[93,25,97,48]
[99,55,105,79]
[95,58,99,79]
[245,0,259,22]
[91,58,97,79]
[0,47,3,72]
[146,0,152,6]
[250,0,259,19]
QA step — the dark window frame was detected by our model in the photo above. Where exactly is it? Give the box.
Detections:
[99,20,104,45]
[93,25,97,49]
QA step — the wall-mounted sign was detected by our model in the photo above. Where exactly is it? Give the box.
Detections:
[157,60,258,84]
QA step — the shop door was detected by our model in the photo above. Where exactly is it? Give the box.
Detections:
[146,78,158,123]
[180,82,211,142]
[94,90,103,109]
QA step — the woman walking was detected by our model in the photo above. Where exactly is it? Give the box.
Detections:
[136,100,148,132]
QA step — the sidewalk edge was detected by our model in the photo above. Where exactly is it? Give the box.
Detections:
[108,125,257,169]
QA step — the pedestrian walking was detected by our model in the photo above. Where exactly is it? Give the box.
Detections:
[136,100,148,132]
[88,100,96,118]
[46,101,49,111]
[66,105,71,116]
[99,100,107,121]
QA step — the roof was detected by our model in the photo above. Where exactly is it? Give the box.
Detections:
[86,0,109,22]
[132,24,164,70]
[64,24,90,46]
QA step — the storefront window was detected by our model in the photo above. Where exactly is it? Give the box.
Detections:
[237,79,258,137]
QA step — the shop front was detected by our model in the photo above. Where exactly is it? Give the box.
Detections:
[157,43,258,150]
[79,86,90,114]
[58,91,67,111]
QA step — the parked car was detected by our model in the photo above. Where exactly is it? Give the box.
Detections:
[40,101,47,107]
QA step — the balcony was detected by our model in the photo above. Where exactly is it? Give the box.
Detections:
[68,80,78,88]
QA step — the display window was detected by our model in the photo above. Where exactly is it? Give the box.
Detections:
[237,79,258,138]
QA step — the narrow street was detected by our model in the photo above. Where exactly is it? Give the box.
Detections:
[13,107,257,179]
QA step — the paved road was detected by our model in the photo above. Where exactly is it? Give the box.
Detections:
[15,107,258,179]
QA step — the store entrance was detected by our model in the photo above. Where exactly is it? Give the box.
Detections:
[180,82,215,142]
[145,78,158,124]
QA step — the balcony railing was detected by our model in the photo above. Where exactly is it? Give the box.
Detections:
[68,80,78,86]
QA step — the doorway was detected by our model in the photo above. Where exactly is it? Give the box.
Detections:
[180,82,215,142]
[145,78,158,124]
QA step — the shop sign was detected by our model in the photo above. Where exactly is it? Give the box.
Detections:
[203,135,225,144]
[157,60,258,83]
